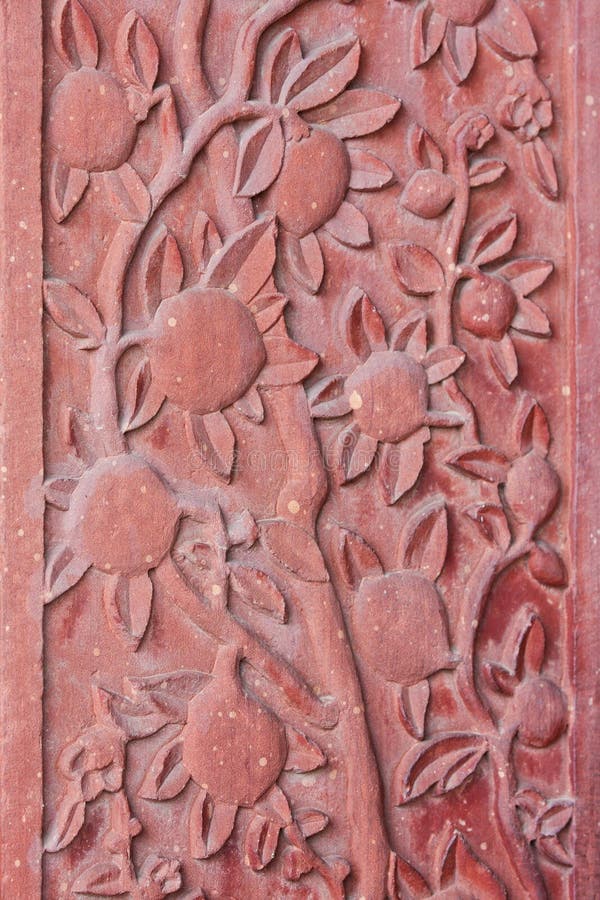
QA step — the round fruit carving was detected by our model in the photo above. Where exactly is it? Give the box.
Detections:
[182,646,287,807]
[48,69,137,172]
[504,451,560,527]
[514,677,567,748]
[149,287,266,415]
[344,351,429,443]
[458,274,518,341]
[68,454,179,577]
[264,126,350,237]
[431,0,494,26]
[352,571,453,685]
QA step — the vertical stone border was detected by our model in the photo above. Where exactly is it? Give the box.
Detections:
[0,2,44,896]
[572,1,600,895]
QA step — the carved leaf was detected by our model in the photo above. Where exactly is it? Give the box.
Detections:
[468,211,518,266]
[482,661,518,696]
[401,169,455,219]
[446,445,510,482]
[303,89,401,139]
[229,564,287,623]
[141,226,184,317]
[45,543,90,604]
[512,297,551,336]
[295,808,329,838]
[539,801,573,837]
[410,125,444,172]
[260,28,303,103]
[442,23,478,85]
[103,572,154,652]
[464,503,511,551]
[158,90,183,161]
[438,831,507,898]
[323,201,371,248]
[388,852,431,899]
[517,398,550,456]
[516,610,546,677]
[284,728,327,772]
[115,10,159,92]
[71,861,128,896]
[393,734,489,803]
[468,157,507,187]
[497,258,554,297]
[479,0,537,60]
[309,375,351,419]
[185,411,235,482]
[337,527,383,590]
[234,117,285,198]
[138,733,190,801]
[378,427,430,505]
[94,685,174,739]
[399,498,448,580]
[538,835,573,867]
[126,670,208,706]
[398,680,431,741]
[250,292,288,333]
[282,36,361,111]
[486,334,518,388]
[120,356,165,433]
[343,286,387,360]
[389,310,427,354]
[423,346,465,383]
[334,423,378,484]
[388,243,444,295]
[189,790,237,859]
[528,541,567,587]
[259,335,319,386]
[283,846,314,881]
[523,137,559,200]
[203,216,276,303]
[234,385,265,423]
[410,1,447,68]
[44,477,78,511]
[52,0,98,69]
[62,405,107,465]
[261,520,329,583]
[244,814,281,871]
[49,159,89,223]
[105,164,152,223]
[348,148,393,190]
[44,783,85,852]
[191,211,222,275]
[279,230,324,294]
[43,279,105,348]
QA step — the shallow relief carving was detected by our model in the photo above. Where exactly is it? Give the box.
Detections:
[42,0,571,897]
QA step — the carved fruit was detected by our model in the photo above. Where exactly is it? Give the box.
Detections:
[48,69,137,172]
[150,287,266,415]
[182,646,287,807]
[458,274,517,341]
[68,454,179,576]
[344,351,429,443]
[431,0,494,26]
[352,571,453,685]
[514,678,567,748]
[264,126,350,237]
[504,451,560,527]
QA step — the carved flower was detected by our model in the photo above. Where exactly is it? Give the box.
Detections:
[310,289,464,504]
[120,215,319,483]
[499,60,553,143]
[483,608,568,749]
[515,789,574,868]
[402,0,538,85]
[233,29,401,293]
[48,1,163,221]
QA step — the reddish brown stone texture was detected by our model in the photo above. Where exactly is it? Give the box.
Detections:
[1,0,598,897]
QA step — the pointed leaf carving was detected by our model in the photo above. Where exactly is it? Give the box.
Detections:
[203,216,276,303]
[393,734,489,803]
[348,148,394,190]
[342,287,387,360]
[259,335,319,386]
[523,136,559,200]
[138,733,190,800]
[399,498,448,580]
[410,1,447,68]
[250,292,288,334]
[189,790,237,859]
[45,477,78,511]
[423,345,465,383]
[280,230,324,294]
[337,528,383,590]
[464,503,511,551]
[62,405,107,465]
[191,211,222,274]
[486,334,518,388]
[442,23,478,85]
[120,356,165,433]
[260,28,303,103]
[324,201,370,248]
[446,445,510,482]
[389,852,432,899]
[296,808,329,838]
[479,0,537,60]
[71,861,128,896]
[43,279,105,348]
[410,125,444,172]
[105,164,152,223]
[45,544,90,604]
[141,226,184,317]
[49,159,89,223]
[261,520,329,583]
[398,680,431,741]
[389,243,444,295]
[284,728,327,772]
[468,210,518,266]
[497,257,553,297]
[438,831,507,898]
[303,89,401,139]
[52,0,98,69]
[512,297,551,336]
[334,422,378,484]
[44,783,85,852]
[244,814,281,871]
[234,117,285,198]
[229,564,287,622]
[469,157,507,187]
[103,572,153,652]
[282,36,361,111]
[115,10,159,92]
[528,541,566,587]
[308,375,351,419]
[185,411,235,482]
[378,427,430,505]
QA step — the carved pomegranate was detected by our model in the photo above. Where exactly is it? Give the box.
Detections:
[458,274,517,341]
[182,645,287,807]
[344,351,429,443]
[431,0,494,26]
[68,455,179,576]
[514,678,568,748]
[504,450,560,527]
[264,125,350,237]
[149,287,266,415]
[48,69,137,172]
[352,572,453,685]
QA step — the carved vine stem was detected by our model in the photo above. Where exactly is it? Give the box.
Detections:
[437,116,547,899]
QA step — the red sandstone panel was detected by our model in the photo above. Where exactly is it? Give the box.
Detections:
[1,0,598,897]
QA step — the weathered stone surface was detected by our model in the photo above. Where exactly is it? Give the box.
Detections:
[1,0,598,897]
